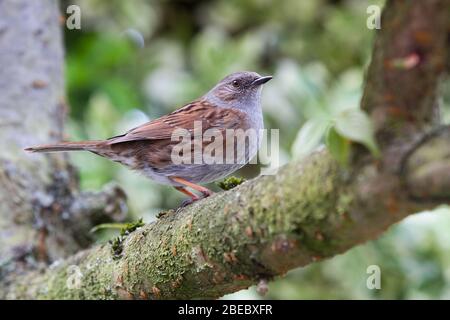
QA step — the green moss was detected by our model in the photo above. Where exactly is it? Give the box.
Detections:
[120,218,145,236]
[109,218,145,259]
[217,176,246,190]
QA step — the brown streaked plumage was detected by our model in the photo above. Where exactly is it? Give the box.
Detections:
[25,71,272,206]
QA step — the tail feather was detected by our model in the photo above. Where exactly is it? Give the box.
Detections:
[24,141,103,153]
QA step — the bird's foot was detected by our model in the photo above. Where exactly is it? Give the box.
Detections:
[200,189,214,198]
[172,177,214,199]
[175,197,197,212]
[174,183,213,210]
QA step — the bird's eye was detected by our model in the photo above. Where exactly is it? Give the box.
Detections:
[232,80,240,88]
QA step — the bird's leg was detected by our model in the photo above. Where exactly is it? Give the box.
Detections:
[174,186,200,207]
[171,177,214,198]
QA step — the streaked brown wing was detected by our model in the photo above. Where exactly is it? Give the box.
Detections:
[106,100,248,145]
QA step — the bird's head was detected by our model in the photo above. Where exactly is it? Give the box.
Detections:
[204,71,272,109]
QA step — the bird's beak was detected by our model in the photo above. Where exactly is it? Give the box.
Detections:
[252,75,273,86]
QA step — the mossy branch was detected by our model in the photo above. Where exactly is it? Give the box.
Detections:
[1,0,450,299]
[4,139,450,299]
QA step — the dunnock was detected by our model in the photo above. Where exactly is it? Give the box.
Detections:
[26,71,272,205]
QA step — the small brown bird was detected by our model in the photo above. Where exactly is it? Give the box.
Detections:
[25,71,272,205]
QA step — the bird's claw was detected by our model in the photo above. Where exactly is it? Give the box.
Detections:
[201,190,213,198]
[177,192,212,211]
[180,198,196,208]
[177,197,199,211]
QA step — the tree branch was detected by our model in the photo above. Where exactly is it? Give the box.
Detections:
[5,138,449,299]
[2,0,450,299]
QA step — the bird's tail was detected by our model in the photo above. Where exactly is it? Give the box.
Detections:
[24,141,104,153]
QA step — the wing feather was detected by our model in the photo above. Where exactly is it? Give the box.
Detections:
[106,100,248,145]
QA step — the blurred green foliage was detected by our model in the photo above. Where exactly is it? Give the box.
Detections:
[62,0,450,299]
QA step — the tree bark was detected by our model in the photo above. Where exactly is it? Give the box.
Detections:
[1,0,450,299]
[0,0,126,294]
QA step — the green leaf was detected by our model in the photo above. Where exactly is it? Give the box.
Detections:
[90,223,129,233]
[333,108,380,157]
[90,218,145,235]
[291,119,330,159]
[326,127,350,166]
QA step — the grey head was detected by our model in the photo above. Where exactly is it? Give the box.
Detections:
[203,71,272,111]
